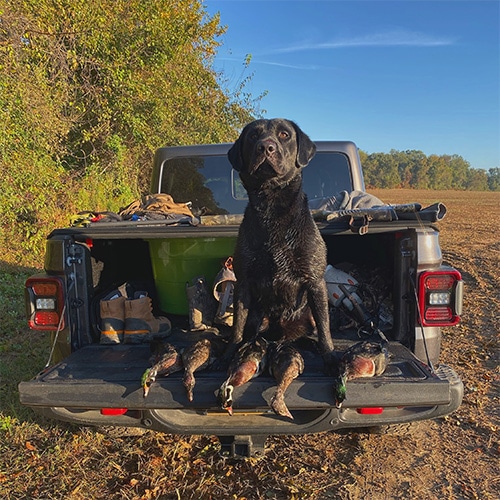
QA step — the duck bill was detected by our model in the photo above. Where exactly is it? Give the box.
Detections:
[278,405,294,420]
[225,406,233,416]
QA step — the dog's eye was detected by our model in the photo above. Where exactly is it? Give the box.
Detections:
[278,130,290,140]
[250,132,259,141]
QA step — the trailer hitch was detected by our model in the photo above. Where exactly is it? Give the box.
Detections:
[218,435,267,459]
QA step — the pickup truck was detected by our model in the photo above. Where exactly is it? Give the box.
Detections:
[20,141,464,458]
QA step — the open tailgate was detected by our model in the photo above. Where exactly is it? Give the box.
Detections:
[19,341,460,411]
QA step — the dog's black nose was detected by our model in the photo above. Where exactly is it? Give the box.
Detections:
[257,139,276,155]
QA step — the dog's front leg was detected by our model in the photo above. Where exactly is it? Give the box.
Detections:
[232,295,248,345]
[307,281,335,361]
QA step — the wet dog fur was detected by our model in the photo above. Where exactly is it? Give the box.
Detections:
[227,118,334,358]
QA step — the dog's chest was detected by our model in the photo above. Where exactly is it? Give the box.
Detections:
[242,217,316,286]
[236,188,325,294]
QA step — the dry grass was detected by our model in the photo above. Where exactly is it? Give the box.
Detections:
[1,190,499,499]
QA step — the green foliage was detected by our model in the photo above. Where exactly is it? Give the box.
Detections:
[487,168,500,191]
[0,0,261,266]
[395,150,430,189]
[0,157,71,266]
[363,152,400,188]
[465,168,489,191]
[0,263,51,420]
[0,415,17,432]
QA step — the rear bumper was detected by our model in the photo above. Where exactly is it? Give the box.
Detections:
[19,345,463,435]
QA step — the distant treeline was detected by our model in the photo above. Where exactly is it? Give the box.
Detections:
[359,150,499,191]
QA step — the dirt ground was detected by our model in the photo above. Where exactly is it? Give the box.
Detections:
[329,189,500,499]
[1,189,498,499]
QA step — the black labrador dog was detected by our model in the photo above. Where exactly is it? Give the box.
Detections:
[227,118,335,358]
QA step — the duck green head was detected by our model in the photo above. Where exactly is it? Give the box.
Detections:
[334,374,347,408]
[141,368,154,397]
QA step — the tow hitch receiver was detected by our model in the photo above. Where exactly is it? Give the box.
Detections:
[218,435,267,459]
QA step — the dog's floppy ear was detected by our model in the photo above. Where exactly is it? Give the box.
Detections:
[227,137,243,172]
[292,122,316,168]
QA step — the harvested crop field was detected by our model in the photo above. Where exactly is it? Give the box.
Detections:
[0,189,498,499]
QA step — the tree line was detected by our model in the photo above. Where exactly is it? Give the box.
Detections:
[359,150,499,191]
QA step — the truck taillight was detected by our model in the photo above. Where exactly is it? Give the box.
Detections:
[25,277,65,331]
[418,270,463,327]
[100,408,128,416]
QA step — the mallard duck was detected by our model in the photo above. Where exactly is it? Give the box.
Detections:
[181,338,213,402]
[148,337,174,364]
[334,338,389,408]
[268,342,304,420]
[141,343,183,397]
[219,337,268,415]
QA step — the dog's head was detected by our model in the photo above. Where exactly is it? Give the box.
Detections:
[228,118,316,190]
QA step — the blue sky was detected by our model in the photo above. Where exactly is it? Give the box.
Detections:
[204,0,500,170]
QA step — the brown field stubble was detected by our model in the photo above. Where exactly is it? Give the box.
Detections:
[0,189,498,499]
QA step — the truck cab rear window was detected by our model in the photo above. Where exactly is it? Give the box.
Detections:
[159,152,353,215]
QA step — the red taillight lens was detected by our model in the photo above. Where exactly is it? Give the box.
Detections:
[425,306,453,322]
[31,282,59,295]
[424,275,456,290]
[356,407,384,415]
[33,311,60,326]
[25,276,65,331]
[418,270,463,326]
[100,408,128,416]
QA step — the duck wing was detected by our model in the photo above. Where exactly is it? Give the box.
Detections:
[228,337,268,375]
[219,338,268,415]
[154,349,184,376]
[341,340,389,379]
[182,339,212,401]
[142,343,183,397]
[148,339,177,365]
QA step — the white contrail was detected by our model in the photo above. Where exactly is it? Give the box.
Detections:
[270,30,456,53]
